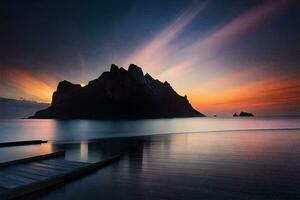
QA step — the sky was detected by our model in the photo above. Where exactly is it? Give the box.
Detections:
[0,0,299,116]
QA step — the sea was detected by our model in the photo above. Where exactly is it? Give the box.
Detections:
[0,117,300,199]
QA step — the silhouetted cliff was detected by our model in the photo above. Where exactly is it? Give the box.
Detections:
[233,111,254,117]
[30,64,205,119]
[239,111,254,117]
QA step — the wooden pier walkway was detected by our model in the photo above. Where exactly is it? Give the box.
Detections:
[0,151,120,199]
[0,140,47,147]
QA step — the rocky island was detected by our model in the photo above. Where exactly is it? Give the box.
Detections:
[233,112,254,117]
[30,64,205,119]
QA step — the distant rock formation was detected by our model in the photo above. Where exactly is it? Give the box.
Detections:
[0,97,49,119]
[239,111,254,117]
[30,64,205,119]
[233,111,254,117]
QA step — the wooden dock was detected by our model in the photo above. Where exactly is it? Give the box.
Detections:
[0,151,120,199]
[0,140,47,147]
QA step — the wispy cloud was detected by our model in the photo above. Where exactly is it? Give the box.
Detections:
[190,74,300,115]
[157,0,294,79]
[1,68,55,102]
[124,0,209,72]
[124,0,296,115]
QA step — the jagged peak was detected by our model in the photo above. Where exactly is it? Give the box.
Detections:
[57,80,81,93]
[59,80,73,85]
[163,81,171,86]
[120,67,127,72]
[110,64,119,72]
[128,64,145,83]
[128,64,144,76]
[145,73,150,77]
[31,63,205,118]
[57,80,78,88]
[144,73,154,81]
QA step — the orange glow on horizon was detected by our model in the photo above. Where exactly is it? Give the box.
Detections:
[189,74,300,115]
[2,66,298,116]
[0,1,297,114]
[135,0,295,80]
[2,68,55,103]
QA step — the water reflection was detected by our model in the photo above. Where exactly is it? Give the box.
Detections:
[0,117,300,142]
[0,126,299,200]
[0,143,53,162]
[18,129,300,200]
[80,142,89,162]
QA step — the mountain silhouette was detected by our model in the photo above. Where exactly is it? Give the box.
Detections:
[239,111,254,117]
[233,111,254,117]
[30,64,205,119]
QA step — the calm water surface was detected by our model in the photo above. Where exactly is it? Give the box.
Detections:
[0,117,299,142]
[0,117,300,199]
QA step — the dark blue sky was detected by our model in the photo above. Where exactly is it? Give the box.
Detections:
[1,0,187,76]
[0,0,299,115]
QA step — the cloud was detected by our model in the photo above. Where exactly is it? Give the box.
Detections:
[125,0,297,115]
[1,67,55,102]
[191,74,300,115]
[124,0,209,72]
[157,0,295,79]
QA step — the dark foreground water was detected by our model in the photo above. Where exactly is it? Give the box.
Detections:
[0,117,300,199]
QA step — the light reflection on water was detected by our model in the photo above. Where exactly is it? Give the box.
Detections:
[0,143,53,162]
[0,117,299,142]
[16,129,300,200]
[1,118,300,199]
[80,142,89,162]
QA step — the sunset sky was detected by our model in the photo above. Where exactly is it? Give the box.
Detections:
[0,0,299,116]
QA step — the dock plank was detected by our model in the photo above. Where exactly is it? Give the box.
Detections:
[30,162,74,172]
[0,171,36,185]
[11,165,60,178]
[0,151,65,167]
[0,140,47,147]
[25,164,67,175]
[37,161,86,171]
[0,177,23,189]
[41,159,89,168]
[0,153,121,199]
[3,168,49,182]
